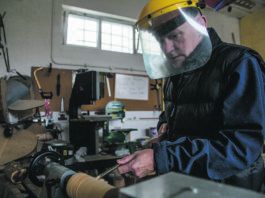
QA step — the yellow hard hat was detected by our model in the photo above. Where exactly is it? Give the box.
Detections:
[136,0,204,28]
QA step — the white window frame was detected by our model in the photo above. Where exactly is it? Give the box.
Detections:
[101,19,134,54]
[64,12,100,48]
[63,8,140,54]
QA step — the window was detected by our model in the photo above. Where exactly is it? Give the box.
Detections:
[64,8,137,54]
[66,14,99,48]
[63,7,158,55]
[101,20,133,53]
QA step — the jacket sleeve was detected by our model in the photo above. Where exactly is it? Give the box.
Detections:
[153,53,265,180]
[157,111,167,131]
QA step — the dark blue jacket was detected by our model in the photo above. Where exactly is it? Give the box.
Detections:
[154,28,265,191]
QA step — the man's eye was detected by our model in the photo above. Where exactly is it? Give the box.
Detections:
[169,34,180,40]
[158,38,165,45]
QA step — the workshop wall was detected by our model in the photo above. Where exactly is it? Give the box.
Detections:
[240,7,265,60]
[0,0,240,76]
[0,0,241,141]
[31,67,163,112]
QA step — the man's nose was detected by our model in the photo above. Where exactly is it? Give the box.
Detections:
[163,38,175,54]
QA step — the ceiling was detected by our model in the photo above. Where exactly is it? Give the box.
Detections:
[208,0,265,19]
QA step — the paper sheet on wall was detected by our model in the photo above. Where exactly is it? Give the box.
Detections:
[115,74,149,100]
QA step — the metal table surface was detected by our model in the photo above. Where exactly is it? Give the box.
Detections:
[119,172,265,198]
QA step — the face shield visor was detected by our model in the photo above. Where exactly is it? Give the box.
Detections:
[136,7,212,79]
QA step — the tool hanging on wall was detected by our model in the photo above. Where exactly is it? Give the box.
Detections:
[56,74,61,96]
[150,79,163,111]
[106,73,113,97]
[0,12,10,72]
[34,67,53,116]
[58,97,67,120]
[34,67,53,99]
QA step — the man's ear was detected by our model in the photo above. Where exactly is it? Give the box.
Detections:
[201,15,207,27]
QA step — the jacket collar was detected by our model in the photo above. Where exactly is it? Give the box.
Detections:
[207,27,222,50]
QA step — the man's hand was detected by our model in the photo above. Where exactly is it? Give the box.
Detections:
[142,124,168,149]
[158,123,167,135]
[117,149,154,178]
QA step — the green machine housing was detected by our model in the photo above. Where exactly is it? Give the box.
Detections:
[103,101,141,154]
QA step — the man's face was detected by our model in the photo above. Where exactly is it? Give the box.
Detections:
[138,8,211,79]
[157,15,205,68]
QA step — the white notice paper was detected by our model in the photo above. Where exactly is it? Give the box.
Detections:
[115,74,149,100]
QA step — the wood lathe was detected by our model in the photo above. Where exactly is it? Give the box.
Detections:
[28,151,119,198]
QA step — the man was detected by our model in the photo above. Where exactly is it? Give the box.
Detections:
[118,0,265,192]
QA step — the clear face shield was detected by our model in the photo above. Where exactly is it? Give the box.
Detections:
[137,7,212,79]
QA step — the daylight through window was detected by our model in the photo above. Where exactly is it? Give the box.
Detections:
[64,8,156,55]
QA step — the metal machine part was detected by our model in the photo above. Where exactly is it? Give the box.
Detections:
[28,151,119,198]
[103,101,126,146]
[69,71,100,113]
[28,151,65,187]
[103,101,140,154]
[0,75,45,125]
[29,152,265,198]
[105,101,126,120]
[42,139,75,160]
[119,172,265,198]
[68,71,112,154]
[3,125,13,137]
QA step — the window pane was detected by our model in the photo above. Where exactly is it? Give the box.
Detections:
[101,21,133,53]
[64,10,137,54]
[66,14,99,48]
[136,30,160,55]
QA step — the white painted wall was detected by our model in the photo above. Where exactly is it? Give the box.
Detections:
[0,0,241,142]
[0,0,240,75]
